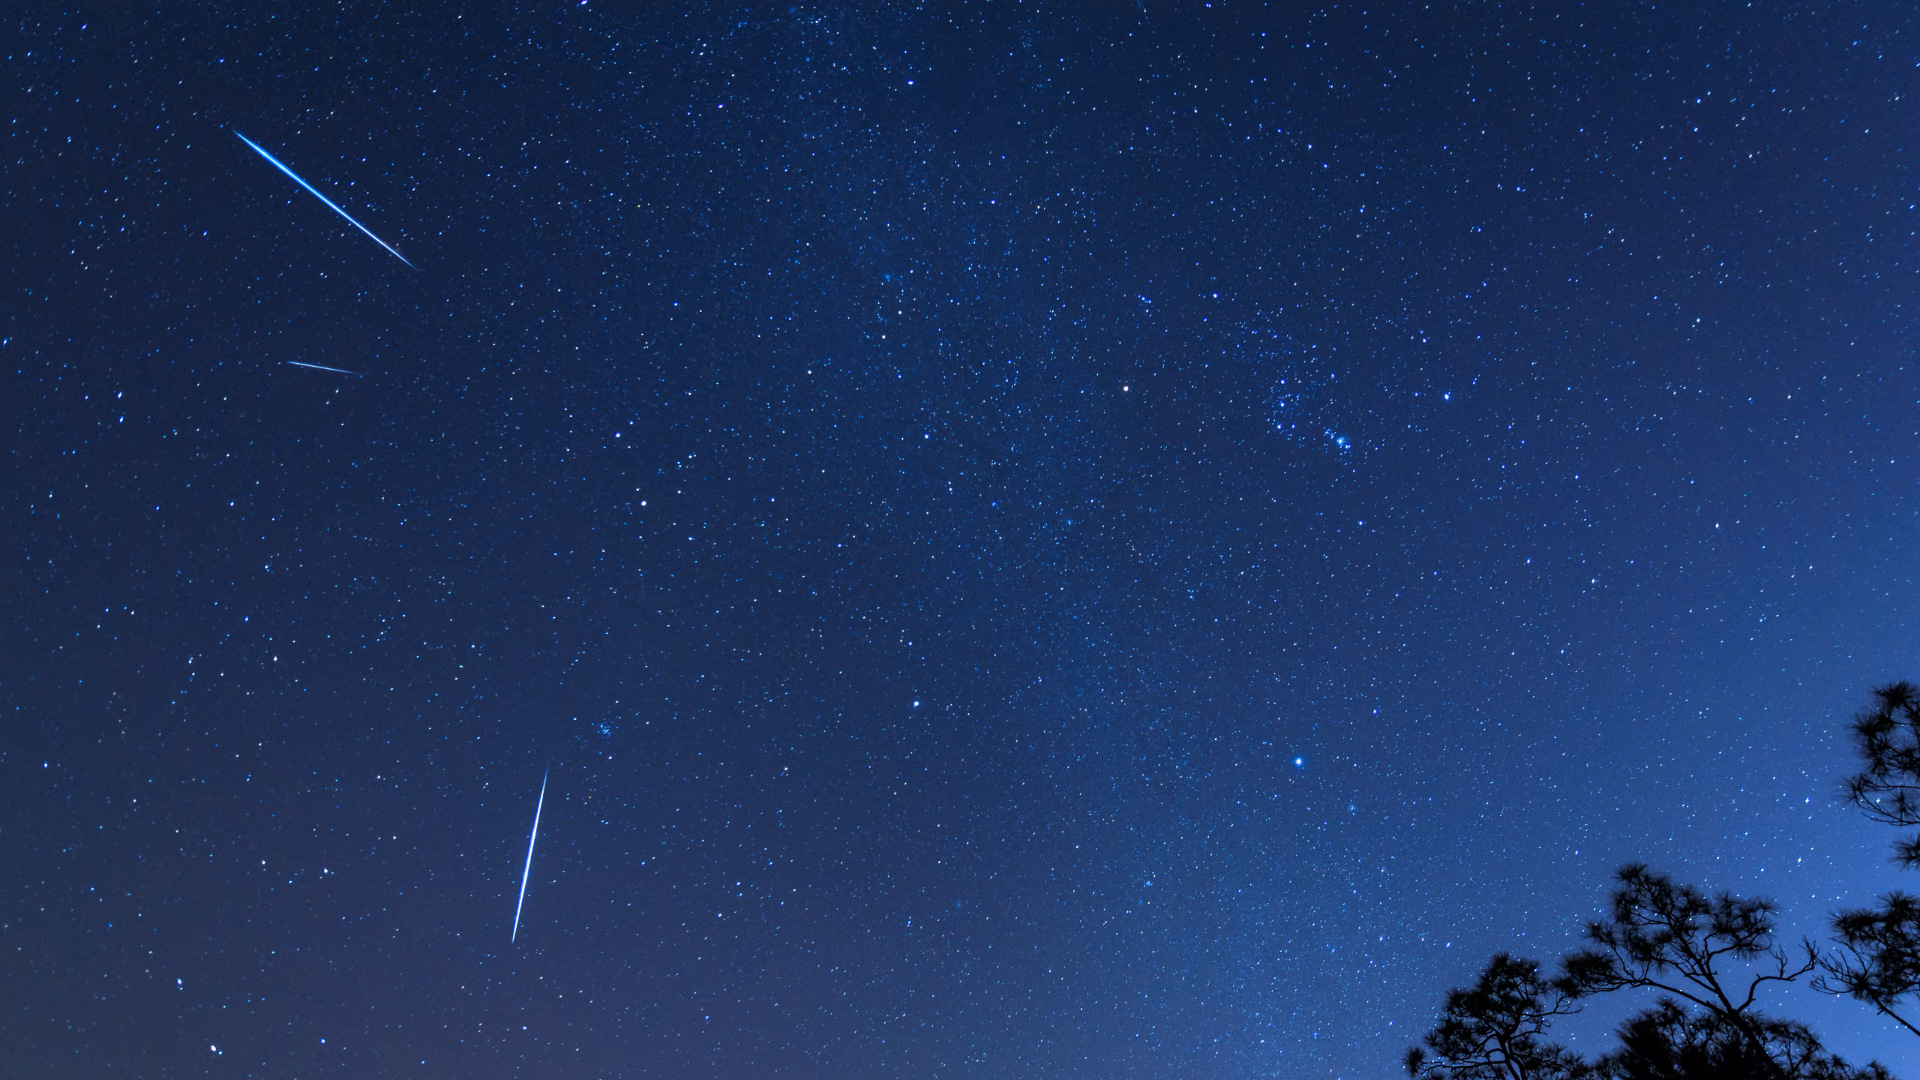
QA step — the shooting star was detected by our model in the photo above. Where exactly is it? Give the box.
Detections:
[232,130,414,268]
[282,360,362,376]
[511,769,548,944]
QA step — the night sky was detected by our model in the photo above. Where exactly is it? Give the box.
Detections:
[6,3,1920,1077]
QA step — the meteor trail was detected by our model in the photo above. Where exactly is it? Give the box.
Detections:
[232,130,414,268]
[282,360,361,376]
[511,769,548,944]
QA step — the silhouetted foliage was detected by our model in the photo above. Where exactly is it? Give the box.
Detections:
[1819,681,1920,1038]
[1407,861,1890,1078]
[1817,891,1920,1037]
[1590,999,1891,1080]
[1843,682,1920,867]
[1556,864,1881,1079]
[1407,680,1920,1078]
[1404,953,1589,1080]
[1560,865,1816,1023]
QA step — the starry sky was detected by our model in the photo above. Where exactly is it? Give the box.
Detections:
[5,3,1920,1078]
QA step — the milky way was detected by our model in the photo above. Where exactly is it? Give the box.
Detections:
[4,5,1917,1077]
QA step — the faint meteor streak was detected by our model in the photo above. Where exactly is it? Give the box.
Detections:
[282,360,361,376]
[511,769,548,944]
[232,130,414,268]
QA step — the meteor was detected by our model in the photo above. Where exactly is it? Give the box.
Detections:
[511,769,548,944]
[282,360,361,376]
[232,130,414,268]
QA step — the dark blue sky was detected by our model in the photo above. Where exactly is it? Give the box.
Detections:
[5,3,1918,1077]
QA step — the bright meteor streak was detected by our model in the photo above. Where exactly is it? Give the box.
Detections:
[511,769,548,944]
[282,360,361,376]
[232,130,414,268]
